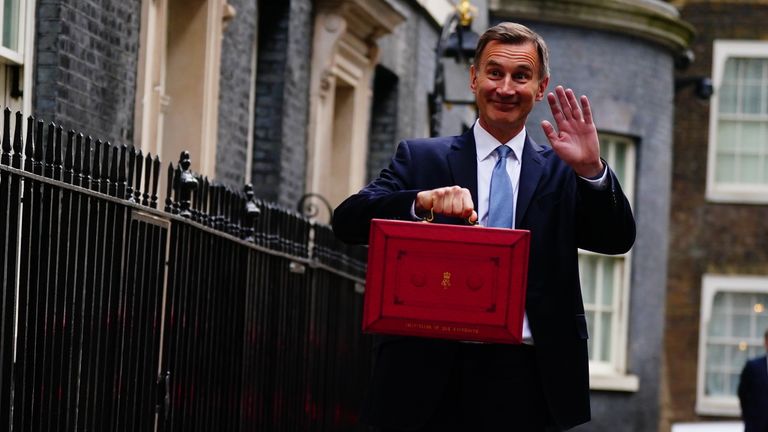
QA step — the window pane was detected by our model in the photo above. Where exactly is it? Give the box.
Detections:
[742,84,764,114]
[717,121,739,152]
[601,258,615,307]
[2,0,20,51]
[738,155,761,183]
[719,83,738,114]
[613,144,627,186]
[706,370,726,395]
[587,310,595,358]
[600,312,612,362]
[715,153,736,183]
[707,344,725,367]
[580,255,596,305]
[741,122,764,154]
[732,313,751,337]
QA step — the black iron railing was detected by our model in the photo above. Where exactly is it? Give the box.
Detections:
[0,108,370,431]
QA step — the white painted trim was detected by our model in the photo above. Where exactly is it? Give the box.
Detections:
[695,274,768,416]
[21,0,34,116]
[706,40,768,204]
[590,372,640,392]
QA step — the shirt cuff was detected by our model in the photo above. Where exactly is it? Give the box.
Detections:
[578,164,609,190]
[410,201,423,220]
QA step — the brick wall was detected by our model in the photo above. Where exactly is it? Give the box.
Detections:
[250,0,312,208]
[216,0,257,187]
[662,2,768,430]
[34,0,140,147]
[367,65,399,183]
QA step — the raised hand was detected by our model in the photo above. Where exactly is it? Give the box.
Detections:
[415,186,478,223]
[541,86,604,178]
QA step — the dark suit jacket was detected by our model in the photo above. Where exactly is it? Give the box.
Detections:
[739,355,768,432]
[332,129,636,430]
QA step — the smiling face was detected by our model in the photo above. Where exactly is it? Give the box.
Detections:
[470,40,549,143]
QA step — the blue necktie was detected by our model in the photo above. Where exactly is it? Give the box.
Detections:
[488,146,515,228]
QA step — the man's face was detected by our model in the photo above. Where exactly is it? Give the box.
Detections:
[470,40,549,140]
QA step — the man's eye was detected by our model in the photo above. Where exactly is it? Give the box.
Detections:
[514,72,530,81]
[489,70,502,78]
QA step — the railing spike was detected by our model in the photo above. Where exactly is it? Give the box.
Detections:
[142,152,152,206]
[165,162,175,213]
[151,155,161,209]
[82,136,92,189]
[134,149,143,203]
[91,139,102,192]
[53,125,63,180]
[73,134,83,187]
[23,116,34,171]
[11,111,23,168]
[1,107,11,165]
[126,146,135,202]
[63,129,75,184]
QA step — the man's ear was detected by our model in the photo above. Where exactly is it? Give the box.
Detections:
[535,76,550,101]
[469,64,477,94]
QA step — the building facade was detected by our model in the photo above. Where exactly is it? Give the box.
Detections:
[662,1,768,431]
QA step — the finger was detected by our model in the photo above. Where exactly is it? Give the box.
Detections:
[556,86,572,120]
[547,93,566,124]
[541,120,559,143]
[580,95,593,125]
[468,210,479,224]
[566,89,582,121]
[461,189,475,219]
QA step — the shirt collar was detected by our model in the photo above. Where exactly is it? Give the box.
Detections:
[473,119,526,163]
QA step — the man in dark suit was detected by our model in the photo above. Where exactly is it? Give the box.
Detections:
[332,22,635,431]
[738,329,768,432]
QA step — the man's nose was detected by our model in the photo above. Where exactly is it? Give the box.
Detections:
[496,76,516,96]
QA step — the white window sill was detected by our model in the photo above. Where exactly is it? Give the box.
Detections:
[589,373,639,392]
[695,398,740,417]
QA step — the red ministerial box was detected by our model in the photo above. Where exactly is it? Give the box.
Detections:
[363,219,530,344]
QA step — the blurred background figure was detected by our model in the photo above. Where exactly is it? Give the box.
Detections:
[738,329,768,432]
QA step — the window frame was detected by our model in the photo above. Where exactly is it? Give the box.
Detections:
[0,0,26,65]
[580,132,638,392]
[706,40,768,204]
[696,274,768,416]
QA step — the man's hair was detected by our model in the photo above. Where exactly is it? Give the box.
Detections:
[473,22,550,81]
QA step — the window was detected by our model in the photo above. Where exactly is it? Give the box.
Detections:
[0,0,32,114]
[697,275,768,416]
[0,0,23,64]
[707,41,768,203]
[579,133,638,391]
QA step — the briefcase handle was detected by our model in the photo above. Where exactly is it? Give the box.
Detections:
[422,208,478,226]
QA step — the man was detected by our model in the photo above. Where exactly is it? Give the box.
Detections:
[738,329,768,432]
[332,22,635,431]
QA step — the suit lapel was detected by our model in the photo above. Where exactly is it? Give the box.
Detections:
[447,129,479,211]
[516,135,547,227]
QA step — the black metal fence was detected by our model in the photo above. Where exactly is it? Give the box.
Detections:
[0,109,371,431]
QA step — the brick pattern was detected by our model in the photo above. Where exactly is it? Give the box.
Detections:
[367,65,400,183]
[662,2,768,430]
[250,0,312,208]
[216,0,257,187]
[34,0,140,147]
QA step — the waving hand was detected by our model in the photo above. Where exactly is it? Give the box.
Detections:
[541,86,604,178]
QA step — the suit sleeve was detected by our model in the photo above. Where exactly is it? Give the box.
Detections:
[332,140,422,244]
[574,164,636,255]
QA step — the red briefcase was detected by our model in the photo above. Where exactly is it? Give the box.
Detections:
[362,219,530,344]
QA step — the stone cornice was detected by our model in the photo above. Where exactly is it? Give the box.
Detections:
[317,0,406,40]
[489,0,695,52]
